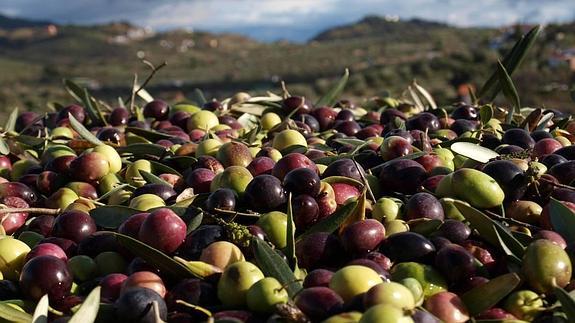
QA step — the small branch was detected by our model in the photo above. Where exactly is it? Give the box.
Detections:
[539,177,575,192]
[0,207,60,215]
[352,158,376,202]
[124,61,168,106]
[484,209,540,232]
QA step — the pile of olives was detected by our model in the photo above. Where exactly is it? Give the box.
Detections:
[0,88,574,323]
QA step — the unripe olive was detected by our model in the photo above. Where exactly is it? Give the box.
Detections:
[93,144,122,174]
[0,237,30,280]
[128,194,166,211]
[187,110,219,131]
[125,160,152,188]
[217,261,264,307]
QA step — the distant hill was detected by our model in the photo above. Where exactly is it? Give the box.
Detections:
[0,14,51,29]
[0,14,573,116]
[312,15,450,42]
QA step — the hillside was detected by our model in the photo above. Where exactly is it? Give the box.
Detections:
[0,14,574,116]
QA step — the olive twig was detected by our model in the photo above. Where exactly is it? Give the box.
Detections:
[352,158,376,202]
[483,209,540,232]
[0,207,60,215]
[124,60,168,106]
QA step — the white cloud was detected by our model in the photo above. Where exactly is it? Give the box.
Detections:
[0,0,573,41]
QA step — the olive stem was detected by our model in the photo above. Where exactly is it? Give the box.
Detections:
[0,207,60,215]
[352,158,376,202]
[124,60,168,106]
[483,209,540,232]
[539,177,575,192]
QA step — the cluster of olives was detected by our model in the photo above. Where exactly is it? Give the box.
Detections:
[0,90,574,323]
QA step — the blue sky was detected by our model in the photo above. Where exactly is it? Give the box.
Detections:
[1,0,574,41]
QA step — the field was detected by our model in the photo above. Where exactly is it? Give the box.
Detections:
[0,16,574,117]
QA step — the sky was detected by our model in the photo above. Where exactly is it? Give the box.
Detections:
[1,0,574,42]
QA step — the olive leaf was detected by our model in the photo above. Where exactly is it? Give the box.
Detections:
[339,188,366,235]
[286,193,297,270]
[32,294,48,323]
[315,68,349,107]
[496,61,520,124]
[454,201,525,258]
[321,176,364,188]
[549,197,575,243]
[149,160,182,177]
[68,286,100,323]
[90,206,140,229]
[125,127,175,141]
[81,88,107,126]
[461,273,521,316]
[252,238,303,298]
[0,303,32,323]
[555,287,575,321]
[173,258,222,279]
[450,142,499,163]
[479,105,493,126]
[139,170,171,186]
[63,79,85,102]
[96,183,132,202]
[163,156,197,170]
[14,135,45,147]
[192,88,207,106]
[536,112,554,131]
[478,25,541,101]
[4,108,18,133]
[0,137,9,155]
[296,200,358,241]
[110,232,197,278]
[117,143,168,158]
[413,80,437,110]
[68,113,103,146]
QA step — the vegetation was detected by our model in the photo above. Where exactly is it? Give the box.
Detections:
[0,15,574,117]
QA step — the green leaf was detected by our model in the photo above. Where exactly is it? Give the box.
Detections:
[555,287,575,321]
[4,108,18,133]
[96,183,132,202]
[0,303,32,323]
[150,160,182,177]
[496,61,520,124]
[14,135,45,147]
[163,156,197,170]
[192,88,207,106]
[479,105,493,126]
[110,232,196,278]
[173,258,222,279]
[90,206,140,229]
[286,194,297,270]
[454,201,525,258]
[117,143,168,158]
[321,176,364,188]
[478,25,541,101]
[63,79,85,102]
[81,88,107,126]
[549,197,575,243]
[139,170,171,186]
[125,127,175,141]
[32,294,48,323]
[0,137,9,155]
[333,138,367,148]
[297,201,358,241]
[68,113,103,146]
[68,286,100,323]
[315,68,350,107]
[461,273,521,316]
[413,81,437,110]
[252,238,303,298]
